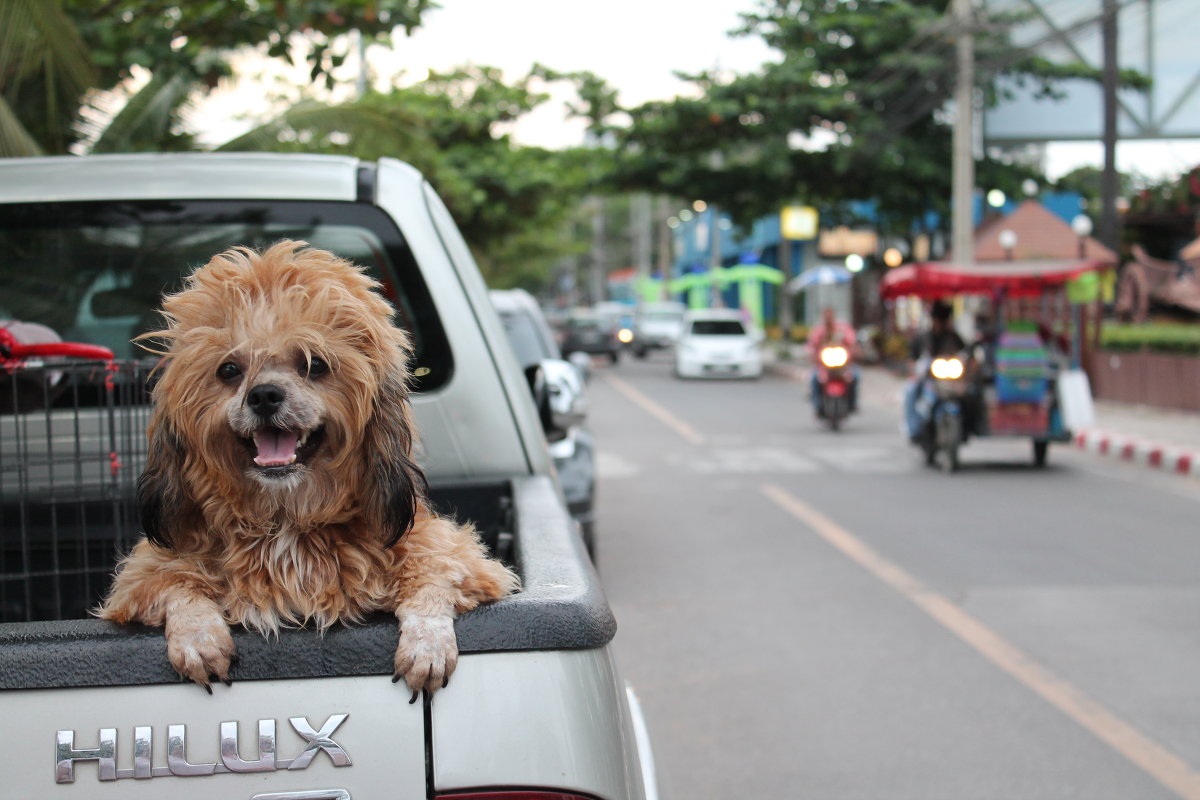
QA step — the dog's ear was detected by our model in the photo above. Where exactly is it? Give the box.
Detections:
[138,422,200,550]
[363,371,428,549]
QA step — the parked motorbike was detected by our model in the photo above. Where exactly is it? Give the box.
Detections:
[914,354,969,471]
[816,345,855,431]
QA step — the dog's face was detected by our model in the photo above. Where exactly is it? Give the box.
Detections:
[138,241,425,549]
[218,336,333,489]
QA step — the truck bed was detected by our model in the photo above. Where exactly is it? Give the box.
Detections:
[0,475,615,690]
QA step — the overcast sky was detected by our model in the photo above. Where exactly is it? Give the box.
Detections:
[195,0,1199,182]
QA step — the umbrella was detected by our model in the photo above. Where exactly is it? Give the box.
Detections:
[788,265,853,292]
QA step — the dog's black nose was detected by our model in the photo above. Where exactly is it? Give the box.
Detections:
[247,384,285,418]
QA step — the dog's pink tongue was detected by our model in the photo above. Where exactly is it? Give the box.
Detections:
[253,428,300,467]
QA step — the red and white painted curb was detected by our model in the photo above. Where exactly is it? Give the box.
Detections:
[1074,429,1200,478]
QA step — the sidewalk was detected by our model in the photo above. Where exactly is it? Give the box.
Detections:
[763,342,1200,479]
[1074,401,1200,478]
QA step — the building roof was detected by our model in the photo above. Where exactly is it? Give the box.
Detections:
[949,200,1117,264]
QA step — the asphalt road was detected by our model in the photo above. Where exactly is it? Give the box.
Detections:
[587,351,1200,800]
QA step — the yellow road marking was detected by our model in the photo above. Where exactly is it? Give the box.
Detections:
[761,483,1200,800]
[602,373,705,445]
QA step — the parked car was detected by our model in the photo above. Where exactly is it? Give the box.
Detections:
[562,309,622,364]
[674,308,764,379]
[0,153,657,800]
[490,289,597,556]
[633,301,686,358]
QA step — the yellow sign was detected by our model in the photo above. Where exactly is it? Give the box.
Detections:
[818,225,877,256]
[781,206,819,240]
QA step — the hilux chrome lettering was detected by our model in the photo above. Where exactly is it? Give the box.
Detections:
[168,723,216,775]
[221,719,276,772]
[287,714,351,769]
[251,790,352,800]
[54,714,351,783]
[55,728,117,783]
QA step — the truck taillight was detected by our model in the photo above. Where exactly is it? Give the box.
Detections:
[438,792,597,800]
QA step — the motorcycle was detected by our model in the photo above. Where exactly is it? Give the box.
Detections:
[914,353,969,471]
[815,344,855,431]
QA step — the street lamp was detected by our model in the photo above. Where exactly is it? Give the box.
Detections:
[987,189,1007,208]
[998,229,1018,261]
[845,254,865,273]
[1071,214,1093,259]
[882,248,903,268]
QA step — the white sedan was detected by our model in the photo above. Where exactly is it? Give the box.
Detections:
[674,309,763,379]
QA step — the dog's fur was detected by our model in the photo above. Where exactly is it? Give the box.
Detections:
[98,241,518,695]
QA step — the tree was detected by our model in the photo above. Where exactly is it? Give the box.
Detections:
[609,0,1148,240]
[218,66,609,290]
[1055,165,1136,211]
[1,0,435,156]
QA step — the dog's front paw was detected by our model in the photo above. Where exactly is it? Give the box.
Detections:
[394,614,457,700]
[165,601,236,692]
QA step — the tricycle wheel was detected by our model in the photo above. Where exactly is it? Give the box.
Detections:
[942,444,959,473]
[1033,440,1049,467]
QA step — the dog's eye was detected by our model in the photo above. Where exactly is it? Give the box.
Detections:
[306,356,329,378]
[216,362,242,381]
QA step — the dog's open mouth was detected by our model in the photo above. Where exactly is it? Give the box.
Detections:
[244,426,325,476]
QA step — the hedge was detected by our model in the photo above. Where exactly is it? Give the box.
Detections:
[1101,323,1200,355]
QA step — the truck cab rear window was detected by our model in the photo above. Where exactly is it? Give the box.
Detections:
[0,200,452,393]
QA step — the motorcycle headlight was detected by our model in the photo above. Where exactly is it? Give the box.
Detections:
[930,357,964,380]
[617,327,634,344]
[820,346,849,368]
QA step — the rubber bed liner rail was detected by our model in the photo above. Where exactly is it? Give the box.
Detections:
[0,476,615,690]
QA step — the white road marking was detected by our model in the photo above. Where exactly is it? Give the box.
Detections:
[668,447,821,474]
[602,373,705,445]
[595,450,642,479]
[762,483,1200,800]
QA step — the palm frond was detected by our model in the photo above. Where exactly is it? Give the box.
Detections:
[0,0,93,94]
[0,96,44,157]
[215,100,429,158]
[91,72,193,153]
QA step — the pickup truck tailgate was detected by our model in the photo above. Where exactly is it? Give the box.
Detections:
[6,676,425,799]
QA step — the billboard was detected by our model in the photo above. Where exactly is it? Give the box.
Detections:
[983,0,1200,143]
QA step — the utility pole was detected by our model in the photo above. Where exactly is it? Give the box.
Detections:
[589,198,607,305]
[1099,0,1120,256]
[708,205,724,308]
[655,196,673,299]
[778,230,793,340]
[630,194,653,306]
[951,0,975,268]
[355,30,369,97]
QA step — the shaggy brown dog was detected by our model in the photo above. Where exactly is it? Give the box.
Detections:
[99,241,518,697]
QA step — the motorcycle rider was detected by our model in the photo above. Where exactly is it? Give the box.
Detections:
[807,306,859,415]
[903,299,966,440]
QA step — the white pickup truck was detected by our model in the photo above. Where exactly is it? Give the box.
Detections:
[0,154,657,800]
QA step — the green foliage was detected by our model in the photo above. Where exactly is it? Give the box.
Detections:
[219,66,608,290]
[1102,322,1200,355]
[1054,165,1140,213]
[2,0,435,155]
[1127,167,1200,218]
[609,0,1145,234]
[66,0,432,90]
[0,0,95,154]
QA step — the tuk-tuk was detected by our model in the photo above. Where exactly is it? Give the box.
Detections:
[881,259,1105,471]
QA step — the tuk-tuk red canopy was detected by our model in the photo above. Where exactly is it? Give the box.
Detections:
[880,259,1106,300]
